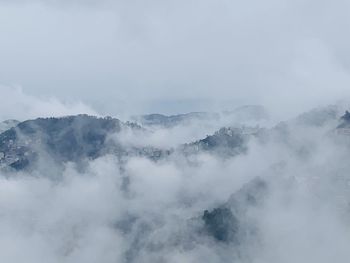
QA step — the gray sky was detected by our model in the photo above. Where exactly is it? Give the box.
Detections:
[1,0,350,116]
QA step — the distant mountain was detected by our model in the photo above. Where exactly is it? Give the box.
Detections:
[0,114,262,171]
[334,110,350,136]
[0,115,120,170]
[1,107,348,172]
[199,177,269,243]
[133,112,220,127]
[2,108,350,260]
[337,110,350,128]
[294,105,341,127]
[199,108,350,243]
[223,105,269,122]
[181,127,261,157]
[133,105,269,128]
[0,115,167,171]
[199,169,301,247]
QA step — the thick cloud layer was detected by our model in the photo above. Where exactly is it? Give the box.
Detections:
[1,105,350,262]
[2,1,350,262]
[0,86,97,121]
[1,0,350,115]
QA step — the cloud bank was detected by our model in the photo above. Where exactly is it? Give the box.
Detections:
[1,105,350,262]
[1,1,350,262]
[0,86,97,121]
[1,0,350,115]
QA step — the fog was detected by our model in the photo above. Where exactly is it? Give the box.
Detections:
[0,86,97,121]
[1,0,350,115]
[1,96,350,262]
[1,0,350,262]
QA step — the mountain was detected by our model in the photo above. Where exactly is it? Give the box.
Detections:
[133,112,220,127]
[0,115,120,170]
[294,105,341,127]
[223,105,269,122]
[133,105,269,128]
[0,115,260,171]
[1,108,350,261]
[198,108,350,244]
[199,176,269,244]
[337,110,350,128]
[0,119,19,133]
[1,107,347,173]
[0,115,162,171]
[181,127,261,157]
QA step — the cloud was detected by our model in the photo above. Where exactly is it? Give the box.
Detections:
[1,1,350,261]
[1,0,350,115]
[1,107,350,262]
[0,86,97,121]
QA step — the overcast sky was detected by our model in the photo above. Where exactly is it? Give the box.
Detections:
[1,0,350,116]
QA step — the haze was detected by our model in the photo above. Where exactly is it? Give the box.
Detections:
[1,0,350,116]
[2,1,350,263]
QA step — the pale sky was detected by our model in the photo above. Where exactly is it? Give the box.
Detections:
[1,0,350,116]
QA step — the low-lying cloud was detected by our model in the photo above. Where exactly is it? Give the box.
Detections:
[1,104,350,262]
[0,86,97,121]
[1,0,350,261]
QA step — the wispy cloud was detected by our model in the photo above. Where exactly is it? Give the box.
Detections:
[0,86,97,121]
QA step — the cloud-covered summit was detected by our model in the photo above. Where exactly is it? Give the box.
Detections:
[1,105,350,262]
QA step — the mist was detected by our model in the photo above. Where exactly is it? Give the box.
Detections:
[1,98,350,262]
[2,0,350,262]
[0,86,97,121]
[1,0,350,115]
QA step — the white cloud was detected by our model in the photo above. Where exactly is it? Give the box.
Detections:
[1,0,350,115]
[1,116,350,262]
[0,86,97,121]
